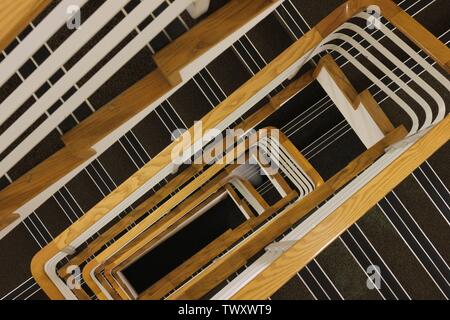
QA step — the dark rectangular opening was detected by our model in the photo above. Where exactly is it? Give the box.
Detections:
[122,194,246,294]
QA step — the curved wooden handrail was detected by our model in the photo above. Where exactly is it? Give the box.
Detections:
[81,67,323,298]
[56,163,204,279]
[314,54,386,147]
[84,97,398,299]
[108,189,230,299]
[167,126,408,300]
[97,171,235,299]
[80,128,282,298]
[230,115,450,299]
[140,190,299,300]
[53,121,317,299]
[0,147,95,232]
[100,132,321,299]
[57,69,316,298]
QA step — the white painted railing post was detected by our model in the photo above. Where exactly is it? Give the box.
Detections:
[187,0,211,19]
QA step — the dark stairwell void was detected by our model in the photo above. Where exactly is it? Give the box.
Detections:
[122,194,247,295]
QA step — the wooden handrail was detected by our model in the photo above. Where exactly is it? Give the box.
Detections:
[109,189,230,299]
[102,134,318,299]
[314,0,449,72]
[235,179,269,213]
[314,0,401,38]
[0,213,20,232]
[63,0,280,147]
[139,190,299,300]
[32,23,323,301]
[277,130,324,187]
[57,163,204,278]
[62,70,173,148]
[82,128,295,298]
[0,61,172,236]
[390,11,450,74]
[58,70,317,299]
[100,172,234,299]
[84,122,320,299]
[0,0,51,52]
[225,184,257,218]
[231,116,450,299]
[154,0,278,85]
[314,54,386,148]
[313,55,359,104]
[0,147,95,232]
[80,154,246,297]
[167,126,408,299]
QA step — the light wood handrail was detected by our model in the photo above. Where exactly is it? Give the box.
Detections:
[82,128,280,298]
[103,134,317,299]
[32,24,323,301]
[167,126,407,299]
[154,0,278,85]
[277,130,324,187]
[0,0,51,52]
[58,69,317,299]
[390,11,450,73]
[93,127,320,299]
[56,163,204,278]
[62,70,172,148]
[0,147,95,231]
[353,89,395,135]
[139,190,299,300]
[101,172,234,299]
[231,115,450,299]
[225,184,257,218]
[110,189,229,299]
[235,179,270,213]
[314,54,386,147]
[313,55,359,104]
